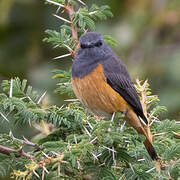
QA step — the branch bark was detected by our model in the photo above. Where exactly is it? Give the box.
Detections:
[65,5,80,56]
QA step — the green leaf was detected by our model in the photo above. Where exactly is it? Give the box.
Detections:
[103,35,118,47]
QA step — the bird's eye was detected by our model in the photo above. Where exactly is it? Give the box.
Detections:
[95,41,102,47]
[80,40,102,49]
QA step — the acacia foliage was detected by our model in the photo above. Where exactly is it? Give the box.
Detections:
[0,0,180,179]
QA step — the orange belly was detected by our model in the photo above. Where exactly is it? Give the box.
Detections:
[72,64,130,116]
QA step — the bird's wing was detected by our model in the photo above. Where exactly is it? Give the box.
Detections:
[101,56,148,124]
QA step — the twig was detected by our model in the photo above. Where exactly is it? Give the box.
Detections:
[65,6,78,39]
[0,145,34,159]
[65,5,80,54]
[23,136,41,152]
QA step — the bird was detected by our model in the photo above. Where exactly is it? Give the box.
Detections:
[71,32,158,160]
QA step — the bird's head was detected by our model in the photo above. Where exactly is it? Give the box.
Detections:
[79,32,103,49]
[77,32,113,61]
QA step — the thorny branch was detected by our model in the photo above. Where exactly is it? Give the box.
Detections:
[65,5,80,55]
[136,79,153,143]
[0,145,34,159]
[0,135,41,159]
[48,0,80,56]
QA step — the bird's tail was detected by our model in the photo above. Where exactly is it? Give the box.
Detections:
[125,109,159,161]
[143,138,158,160]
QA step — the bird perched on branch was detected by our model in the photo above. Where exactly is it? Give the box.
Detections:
[71,32,158,160]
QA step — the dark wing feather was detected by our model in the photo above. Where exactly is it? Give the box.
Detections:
[102,56,148,125]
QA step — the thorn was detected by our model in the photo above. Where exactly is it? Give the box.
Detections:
[67,141,71,151]
[139,117,147,126]
[75,0,86,6]
[64,99,79,102]
[89,11,98,15]
[9,131,15,140]
[51,151,60,156]
[53,14,71,24]
[111,112,115,122]
[58,163,61,176]
[28,118,32,127]
[33,170,40,178]
[74,134,77,144]
[90,137,97,143]
[37,91,47,104]
[57,82,71,85]
[87,120,93,130]
[59,104,65,110]
[0,111,9,122]
[43,166,49,174]
[23,136,36,146]
[172,131,180,138]
[129,163,135,174]
[56,6,61,14]
[63,44,73,52]
[27,96,34,102]
[42,152,49,158]
[146,167,156,173]
[46,0,64,8]
[77,160,82,170]
[149,118,159,126]
[137,158,145,162]
[119,174,125,180]
[97,153,102,158]
[91,153,98,160]
[103,146,116,153]
[53,44,59,49]
[111,166,122,169]
[83,125,92,137]
[112,147,116,166]
[154,132,167,136]
[9,78,13,98]
[99,162,105,167]
[53,53,71,60]
[42,169,45,180]
[20,97,26,100]
[120,121,126,131]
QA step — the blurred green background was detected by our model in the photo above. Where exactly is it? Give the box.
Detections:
[0,0,180,179]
